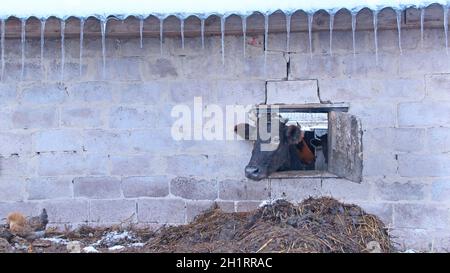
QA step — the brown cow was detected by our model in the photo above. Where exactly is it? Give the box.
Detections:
[234,118,318,180]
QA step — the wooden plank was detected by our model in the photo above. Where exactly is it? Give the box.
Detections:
[268,170,339,179]
[256,103,349,113]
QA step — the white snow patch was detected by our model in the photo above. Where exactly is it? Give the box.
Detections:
[129,242,145,248]
[0,0,447,19]
[108,245,125,251]
[259,198,286,208]
[83,246,100,253]
[94,230,138,247]
[42,237,69,245]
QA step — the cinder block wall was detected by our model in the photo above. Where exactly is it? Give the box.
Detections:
[1,17,450,251]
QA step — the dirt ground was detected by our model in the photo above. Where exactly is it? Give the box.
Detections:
[0,197,394,253]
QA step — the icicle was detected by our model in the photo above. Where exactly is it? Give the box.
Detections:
[79,18,85,76]
[139,17,144,49]
[444,5,448,55]
[40,19,46,72]
[396,10,403,55]
[20,19,26,81]
[285,13,291,52]
[200,18,205,49]
[373,10,379,64]
[308,13,313,58]
[100,18,107,78]
[180,18,185,50]
[264,14,269,73]
[420,8,425,48]
[242,16,247,57]
[60,20,65,81]
[1,19,5,81]
[351,12,356,57]
[220,16,225,65]
[159,18,164,55]
[329,12,334,56]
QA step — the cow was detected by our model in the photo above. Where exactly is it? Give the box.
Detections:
[234,117,326,181]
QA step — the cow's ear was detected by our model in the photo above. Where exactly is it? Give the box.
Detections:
[234,123,256,140]
[285,125,301,144]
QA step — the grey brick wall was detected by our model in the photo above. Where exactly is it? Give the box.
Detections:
[0,17,450,252]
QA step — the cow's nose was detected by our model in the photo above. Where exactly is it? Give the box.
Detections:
[245,166,259,175]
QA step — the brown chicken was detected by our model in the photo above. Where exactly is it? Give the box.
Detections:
[6,209,48,239]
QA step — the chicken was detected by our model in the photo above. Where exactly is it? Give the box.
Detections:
[6,209,48,240]
[27,208,48,232]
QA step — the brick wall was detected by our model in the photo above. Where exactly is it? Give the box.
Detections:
[1,16,450,251]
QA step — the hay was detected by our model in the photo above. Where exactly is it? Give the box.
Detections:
[144,197,393,253]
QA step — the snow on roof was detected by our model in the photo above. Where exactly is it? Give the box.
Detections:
[0,0,448,19]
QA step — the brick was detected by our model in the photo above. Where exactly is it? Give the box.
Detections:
[398,102,450,127]
[165,155,210,177]
[219,179,269,200]
[170,177,217,200]
[11,107,58,129]
[68,82,113,104]
[236,201,261,212]
[374,179,427,201]
[399,50,450,77]
[137,198,185,223]
[389,228,440,252]
[21,83,68,105]
[111,155,164,176]
[26,177,72,200]
[394,204,450,229]
[61,107,105,128]
[426,74,450,101]
[362,153,398,177]
[83,130,130,154]
[349,103,396,128]
[431,179,450,202]
[0,155,35,177]
[73,177,122,199]
[186,200,214,222]
[321,178,371,201]
[97,57,142,81]
[214,80,265,105]
[363,128,425,153]
[0,111,13,130]
[118,82,169,104]
[0,83,17,106]
[168,80,216,104]
[122,176,169,198]
[320,78,424,103]
[427,127,450,153]
[266,80,319,104]
[0,177,25,202]
[358,202,394,226]
[216,201,235,213]
[33,130,82,152]
[109,107,165,129]
[144,58,179,79]
[0,202,40,224]
[398,154,450,177]
[271,179,322,202]
[0,133,32,155]
[40,199,89,223]
[90,199,136,223]
[37,153,108,176]
[84,129,178,154]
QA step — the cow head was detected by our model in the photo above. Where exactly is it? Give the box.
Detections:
[235,118,303,181]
